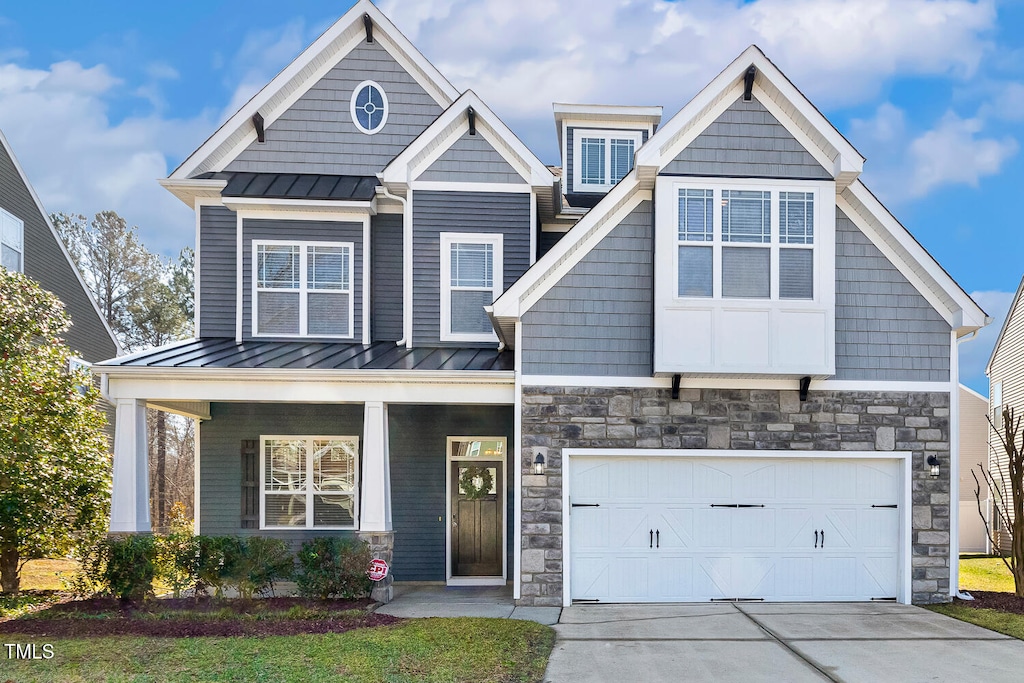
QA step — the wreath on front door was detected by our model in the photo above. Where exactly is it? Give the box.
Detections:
[459,466,494,500]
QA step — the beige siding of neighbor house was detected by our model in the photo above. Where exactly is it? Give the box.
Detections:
[987,279,1024,554]
[959,385,989,553]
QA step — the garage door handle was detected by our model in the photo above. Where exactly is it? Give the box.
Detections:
[820,529,824,548]
[650,530,653,548]
[814,530,819,548]
[656,530,660,548]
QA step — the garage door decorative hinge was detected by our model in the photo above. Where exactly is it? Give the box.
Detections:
[571,503,600,508]
[871,504,898,508]
[710,597,765,602]
[710,504,765,508]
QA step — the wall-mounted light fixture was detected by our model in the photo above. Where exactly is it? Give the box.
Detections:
[927,454,940,478]
[533,452,546,475]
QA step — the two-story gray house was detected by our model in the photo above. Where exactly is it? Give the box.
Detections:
[97,0,987,606]
[0,129,119,364]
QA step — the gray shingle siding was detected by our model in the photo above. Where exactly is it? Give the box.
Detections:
[412,191,531,346]
[198,402,363,541]
[224,41,443,176]
[371,212,403,341]
[661,96,831,179]
[418,132,524,184]
[241,219,364,341]
[388,404,513,581]
[834,210,950,381]
[522,201,653,376]
[566,127,649,194]
[0,142,117,363]
[198,206,237,338]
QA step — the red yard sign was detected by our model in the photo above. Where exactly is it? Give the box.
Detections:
[367,558,389,582]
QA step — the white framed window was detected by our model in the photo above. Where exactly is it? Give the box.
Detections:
[350,80,389,135]
[252,240,353,338]
[572,129,644,192]
[1,207,24,272]
[675,183,817,301]
[260,436,360,530]
[440,232,503,342]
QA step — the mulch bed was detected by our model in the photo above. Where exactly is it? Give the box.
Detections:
[0,596,401,637]
[956,591,1024,615]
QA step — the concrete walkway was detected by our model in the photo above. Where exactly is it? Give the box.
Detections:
[544,602,1024,682]
[374,584,561,625]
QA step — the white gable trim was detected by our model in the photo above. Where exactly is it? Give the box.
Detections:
[838,182,987,333]
[0,129,123,356]
[634,45,863,189]
[170,0,459,180]
[986,274,1024,375]
[381,90,553,191]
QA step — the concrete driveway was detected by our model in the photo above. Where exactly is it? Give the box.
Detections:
[544,602,1024,682]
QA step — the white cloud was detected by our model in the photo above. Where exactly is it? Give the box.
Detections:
[959,289,1016,395]
[906,112,1017,196]
[0,60,214,257]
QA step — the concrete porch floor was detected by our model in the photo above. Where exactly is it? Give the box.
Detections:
[373,583,561,625]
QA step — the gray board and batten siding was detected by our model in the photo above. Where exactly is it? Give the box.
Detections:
[198,206,237,338]
[388,404,514,581]
[522,201,654,376]
[241,219,363,342]
[0,141,117,363]
[834,210,950,381]
[371,212,404,341]
[565,127,649,195]
[198,402,364,542]
[519,202,950,381]
[418,132,525,184]
[223,41,443,177]
[412,191,531,347]
[661,96,831,180]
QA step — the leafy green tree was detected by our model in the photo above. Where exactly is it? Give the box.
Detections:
[0,269,111,594]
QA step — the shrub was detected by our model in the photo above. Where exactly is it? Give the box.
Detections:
[93,535,159,602]
[194,536,243,597]
[230,537,294,599]
[158,531,200,599]
[296,537,372,600]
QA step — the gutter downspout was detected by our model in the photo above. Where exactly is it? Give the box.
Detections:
[953,328,979,600]
[375,185,411,347]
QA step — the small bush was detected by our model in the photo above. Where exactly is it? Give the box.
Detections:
[230,537,294,599]
[296,537,372,600]
[194,536,243,597]
[158,531,199,599]
[95,535,159,602]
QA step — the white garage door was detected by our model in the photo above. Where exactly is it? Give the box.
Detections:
[568,456,902,603]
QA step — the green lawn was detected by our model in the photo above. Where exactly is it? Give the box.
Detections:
[0,617,555,682]
[960,554,1015,593]
[927,603,1024,640]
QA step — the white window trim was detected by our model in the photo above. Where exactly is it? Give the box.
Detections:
[440,232,503,343]
[671,179,822,304]
[350,80,389,136]
[251,239,355,339]
[259,435,360,531]
[571,128,644,193]
[1,206,24,273]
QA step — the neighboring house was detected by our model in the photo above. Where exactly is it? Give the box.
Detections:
[95,0,988,606]
[958,384,989,554]
[0,129,119,364]
[985,274,1024,554]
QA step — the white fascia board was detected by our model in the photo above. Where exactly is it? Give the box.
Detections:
[491,174,647,320]
[840,181,989,332]
[0,129,123,356]
[383,90,554,190]
[223,197,376,216]
[170,0,458,180]
[634,45,862,184]
[520,375,952,392]
[159,178,228,207]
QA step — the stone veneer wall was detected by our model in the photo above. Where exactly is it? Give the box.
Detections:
[518,387,952,607]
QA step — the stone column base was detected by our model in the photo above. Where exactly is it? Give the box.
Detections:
[358,530,395,604]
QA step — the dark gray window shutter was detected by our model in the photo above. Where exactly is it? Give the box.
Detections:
[241,440,259,529]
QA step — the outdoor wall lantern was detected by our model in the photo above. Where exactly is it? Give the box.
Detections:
[927,454,940,478]
[533,453,546,475]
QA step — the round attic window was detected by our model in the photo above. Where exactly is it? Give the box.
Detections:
[350,80,388,135]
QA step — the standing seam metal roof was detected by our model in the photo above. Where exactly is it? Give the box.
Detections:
[193,172,379,201]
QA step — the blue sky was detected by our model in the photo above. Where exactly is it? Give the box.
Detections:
[0,0,1020,393]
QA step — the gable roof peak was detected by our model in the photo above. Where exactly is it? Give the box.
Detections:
[170,0,459,180]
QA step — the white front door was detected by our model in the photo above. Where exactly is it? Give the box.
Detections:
[569,456,902,603]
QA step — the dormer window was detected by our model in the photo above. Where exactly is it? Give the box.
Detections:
[350,80,388,135]
[573,129,643,192]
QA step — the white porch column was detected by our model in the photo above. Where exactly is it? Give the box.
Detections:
[109,399,151,533]
[359,401,392,531]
